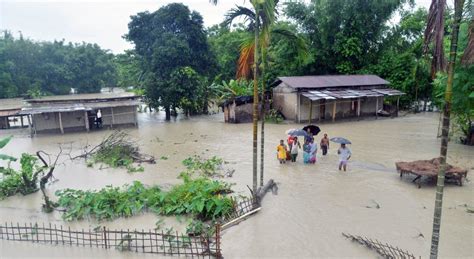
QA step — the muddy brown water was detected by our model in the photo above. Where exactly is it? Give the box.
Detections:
[0,112,473,258]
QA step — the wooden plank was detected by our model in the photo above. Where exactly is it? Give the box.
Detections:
[84,111,90,132]
[357,98,361,117]
[309,100,313,123]
[332,101,337,122]
[58,112,64,134]
[111,107,115,128]
[375,97,379,119]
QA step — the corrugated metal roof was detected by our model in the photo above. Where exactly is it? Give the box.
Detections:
[301,88,404,101]
[20,100,141,115]
[276,75,389,89]
[0,98,25,112]
[27,92,138,103]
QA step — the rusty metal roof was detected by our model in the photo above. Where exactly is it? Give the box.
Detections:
[275,75,389,89]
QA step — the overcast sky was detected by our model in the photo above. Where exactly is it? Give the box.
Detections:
[0,0,432,54]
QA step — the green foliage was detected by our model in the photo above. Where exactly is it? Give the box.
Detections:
[114,50,143,89]
[55,177,234,222]
[0,153,42,199]
[285,0,410,74]
[55,181,160,221]
[0,31,116,98]
[432,21,474,143]
[170,67,208,115]
[210,79,253,103]
[91,144,143,173]
[208,24,249,81]
[126,3,217,119]
[181,155,224,177]
[0,135,16,163]
[159,175,233,220]
[433,66,474,142]
[265,108,284,124]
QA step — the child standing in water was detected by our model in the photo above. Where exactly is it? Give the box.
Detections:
[276,140,287,164]
[337,143,352,171]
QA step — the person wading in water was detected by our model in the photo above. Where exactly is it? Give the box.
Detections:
[320,133,329,156]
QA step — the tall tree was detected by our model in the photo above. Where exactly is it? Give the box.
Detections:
[126,3,216,120]
[423,0,465,257]
[285,0,410,74]
[224,1,307,189]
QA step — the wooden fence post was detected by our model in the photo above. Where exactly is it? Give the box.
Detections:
[103,226,108,249]
[215,224,222,258]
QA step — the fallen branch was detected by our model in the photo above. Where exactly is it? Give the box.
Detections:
[256,179,277,202]
[72,131,155,172]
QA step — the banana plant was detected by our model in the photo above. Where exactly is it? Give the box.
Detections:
[0,135,16,163]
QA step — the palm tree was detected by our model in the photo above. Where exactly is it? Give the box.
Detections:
[423,0,465,257]
[223,0,276,194]
[224,1,307,189]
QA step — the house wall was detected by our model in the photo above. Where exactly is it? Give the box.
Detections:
[272,83,298,120]
[234,103,253,123]
[103,106,137,126]
[360,96,383,115]
[33,105,137,133]
[295,96,385,122]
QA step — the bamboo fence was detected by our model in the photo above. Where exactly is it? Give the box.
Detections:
[342,233,417,259]
[0,222,221,258]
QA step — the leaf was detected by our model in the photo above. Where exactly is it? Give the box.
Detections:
[0,136,13,149]
[0,154,17,162]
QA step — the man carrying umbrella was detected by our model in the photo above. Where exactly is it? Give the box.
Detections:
[330,137,352,172]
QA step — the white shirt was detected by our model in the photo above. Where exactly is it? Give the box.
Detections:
[97,110,102,119]
[291,141,299,154]
[338,147,351,161]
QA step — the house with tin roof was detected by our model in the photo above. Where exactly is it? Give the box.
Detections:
[271,75,404,123]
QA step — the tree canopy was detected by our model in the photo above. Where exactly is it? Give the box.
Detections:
[126,3,216,119]
[0,31,116,98]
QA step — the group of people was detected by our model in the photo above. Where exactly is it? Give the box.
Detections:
[276,133,352,171]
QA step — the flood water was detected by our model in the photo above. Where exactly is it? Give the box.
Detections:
[0,112,473,258]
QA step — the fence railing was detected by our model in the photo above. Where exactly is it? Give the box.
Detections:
[0,222,221,258]
[342,233,417,259]
[0,198,260,258]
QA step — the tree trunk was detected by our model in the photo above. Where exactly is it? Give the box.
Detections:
[430,0,464,257]
[259,47,267,187]
[252,8,260,195]
[165,107,171,121]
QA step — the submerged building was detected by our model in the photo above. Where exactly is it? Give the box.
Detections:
[20,92,140,134]
[271,75,404,123]
[0,98,28,129]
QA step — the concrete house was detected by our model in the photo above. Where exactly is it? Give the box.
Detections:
[271,75,404,123]
[20,92,140,134]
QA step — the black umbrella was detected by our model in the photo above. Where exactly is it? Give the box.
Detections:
[302,125,321,136]
[330,137,352,144]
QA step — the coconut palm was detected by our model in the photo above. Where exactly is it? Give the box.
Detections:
[224,1,308,189]
[221,0,277,194]
[423,0,465,257]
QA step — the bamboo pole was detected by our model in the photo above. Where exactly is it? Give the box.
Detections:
[430,0,464,257]
[251,6,260,195]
